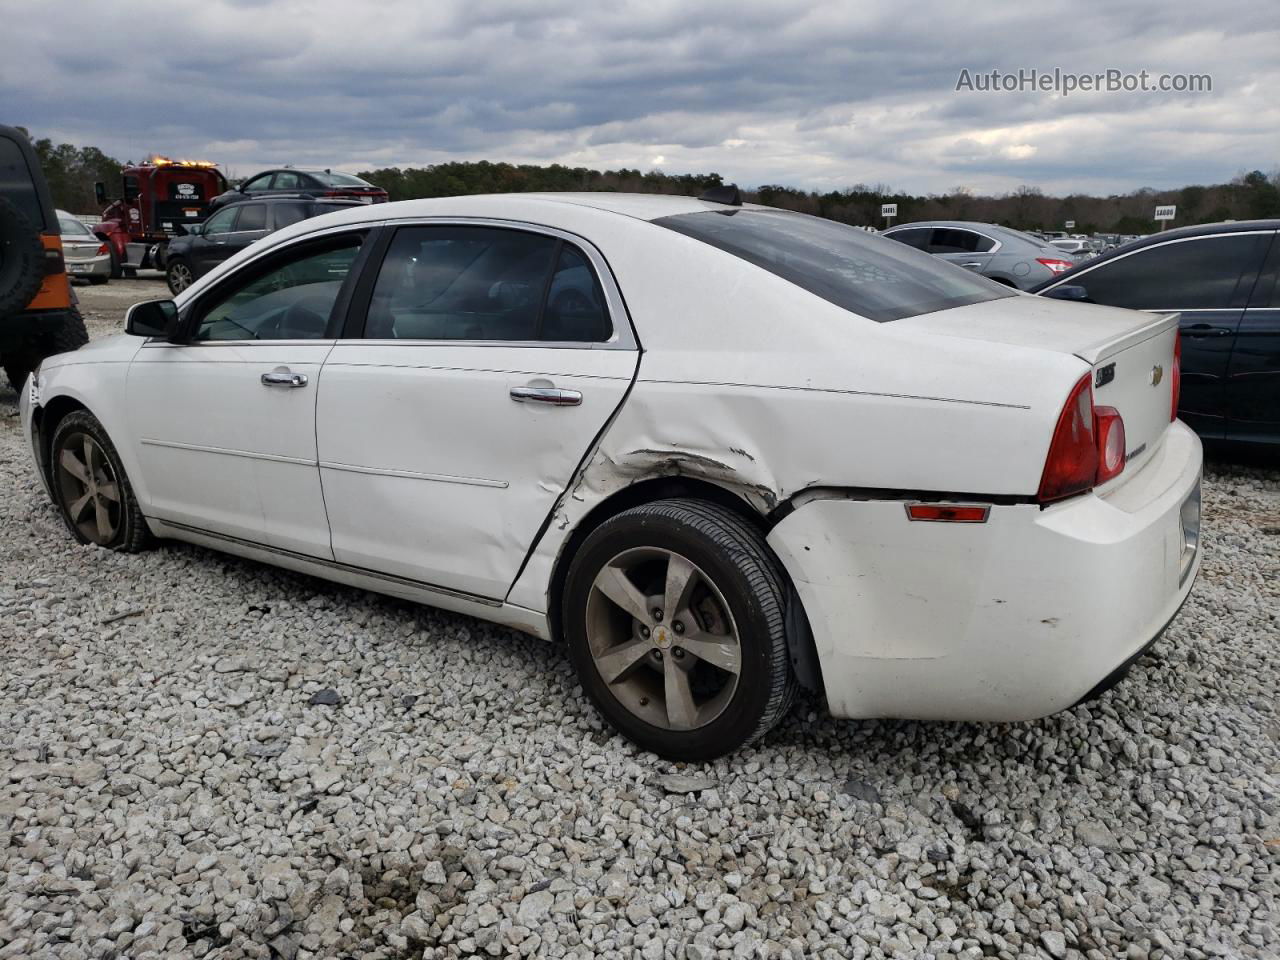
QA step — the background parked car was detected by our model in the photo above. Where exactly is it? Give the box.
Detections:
[57,210,111,285]
[1036,219,1280,445]
[210,168,387,211]
[882,221,1075,289]
[165,197,362,293]
[1048,237,1095,262]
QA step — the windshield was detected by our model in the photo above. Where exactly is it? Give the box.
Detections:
[655,209,1015,322]
[313,171,371,187]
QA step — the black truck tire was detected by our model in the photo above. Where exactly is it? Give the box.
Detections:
[2,305,89,391]
[0,195,46,317]
[107,244,122,280]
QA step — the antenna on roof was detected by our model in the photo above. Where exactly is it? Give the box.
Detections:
[699,184,742,206]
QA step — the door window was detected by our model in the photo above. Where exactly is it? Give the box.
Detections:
[272,202,311,229]
[364,226,561,341]
[928,228,993,254]
[1248,235,1280,307]
[273,172,301,190]
[193,237,362,341]
[542,245,611,341]
[885,228,930,250]
[202,206,238,236]
[234,204,267,232]
[242,173,274,192]
[1078,234,1267,309]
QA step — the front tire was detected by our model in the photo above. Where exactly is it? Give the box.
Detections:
[563,499,795,761]
[49,410,152,552]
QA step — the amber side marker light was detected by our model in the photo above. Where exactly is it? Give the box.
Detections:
[905,503,991,523]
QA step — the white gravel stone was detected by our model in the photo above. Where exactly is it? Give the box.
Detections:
[0,280,1276,959]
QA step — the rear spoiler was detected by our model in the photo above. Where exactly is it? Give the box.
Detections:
[1074,312,1179,365]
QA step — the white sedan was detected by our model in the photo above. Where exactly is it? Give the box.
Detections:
[20,191,1202,760]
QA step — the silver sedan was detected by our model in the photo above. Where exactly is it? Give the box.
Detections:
[57,210,111,284]
[882,220,1077,290]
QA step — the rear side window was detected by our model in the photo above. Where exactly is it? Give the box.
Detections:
[235,204,267,231]
[272,203,311,229]
[273,171,301,190]
[929,229,995,254]
[1076,234,1269,310]
[363,225,610,342]
[657,210,1013,322]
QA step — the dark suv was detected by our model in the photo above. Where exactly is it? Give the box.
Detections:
[0,125,88,390]
[209,168,387,211]
[165,197,363,293]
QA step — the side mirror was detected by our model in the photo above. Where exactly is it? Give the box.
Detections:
[125,299,182,340]
[181,222,203,236]
[94,182,107,205]
[1041,284,1090,302]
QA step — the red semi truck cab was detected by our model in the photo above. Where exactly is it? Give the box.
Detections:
[93,157,227,276]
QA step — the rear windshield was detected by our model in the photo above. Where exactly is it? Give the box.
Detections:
[313,171,370,187]
[655,209,1015,322]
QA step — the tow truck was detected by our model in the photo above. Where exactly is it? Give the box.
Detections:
[92,157,227,276]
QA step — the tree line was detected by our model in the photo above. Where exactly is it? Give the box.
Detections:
[18,129,1279,233]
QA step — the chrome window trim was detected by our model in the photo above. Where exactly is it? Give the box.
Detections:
[1040,229,1278,293]
[178,217,639,351]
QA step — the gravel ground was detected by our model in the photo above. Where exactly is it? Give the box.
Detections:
[1,279,1277,960]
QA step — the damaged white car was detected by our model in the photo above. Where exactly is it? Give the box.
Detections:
[21,191,1202,760]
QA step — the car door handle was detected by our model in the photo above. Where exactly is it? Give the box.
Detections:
[509,386,582,406]
[1183,324,1231,339]
[960,262,983,268]
[261,371,308,388]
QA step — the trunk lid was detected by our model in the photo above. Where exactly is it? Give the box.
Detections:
[899,294,1179,477]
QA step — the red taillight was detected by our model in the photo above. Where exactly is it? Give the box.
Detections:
[1170,330,1181,422]
[1038,374,1129,504]
[1039,374,1097,503]
[96,243,109,255]
[1036,258,1074,274]
[1094,406,1126,484]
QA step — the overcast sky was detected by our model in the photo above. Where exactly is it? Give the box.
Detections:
[4,0,1277,195]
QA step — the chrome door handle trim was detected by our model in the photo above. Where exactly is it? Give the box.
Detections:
[261,371,308,388]
[961,262,983,268]
[509,386,582,406]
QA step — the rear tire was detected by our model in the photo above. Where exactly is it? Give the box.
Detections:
[2,305,89,391]
[49,410,152,552]
[563,499,796,761]
[0,195,46,316]
[166,259,195,295]
[107,244,122,280]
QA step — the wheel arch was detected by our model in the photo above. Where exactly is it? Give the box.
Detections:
[543,474,824,694]
[33,393,91,489]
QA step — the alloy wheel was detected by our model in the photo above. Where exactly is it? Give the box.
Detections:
[168,262,194,293]
[585,547,742,731]
[55,433,121,545]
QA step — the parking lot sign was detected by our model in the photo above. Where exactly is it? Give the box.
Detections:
[1064,220,1075,229]
[881,203,897,226]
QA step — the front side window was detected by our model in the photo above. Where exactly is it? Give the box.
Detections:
[365,225,580,341]
[1076,234,1267,310]
[884,228,930,250]
[194,237,362,342]
[202,206,238,235]
[657,210,1013,323]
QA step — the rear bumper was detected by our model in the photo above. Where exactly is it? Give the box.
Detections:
[65,252,111,278]
[767,420,1203,721]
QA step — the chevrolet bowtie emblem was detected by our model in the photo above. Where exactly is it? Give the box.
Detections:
[1151,364,1164,386]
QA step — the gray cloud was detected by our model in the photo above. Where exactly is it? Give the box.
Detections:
[3,0,1276,193]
